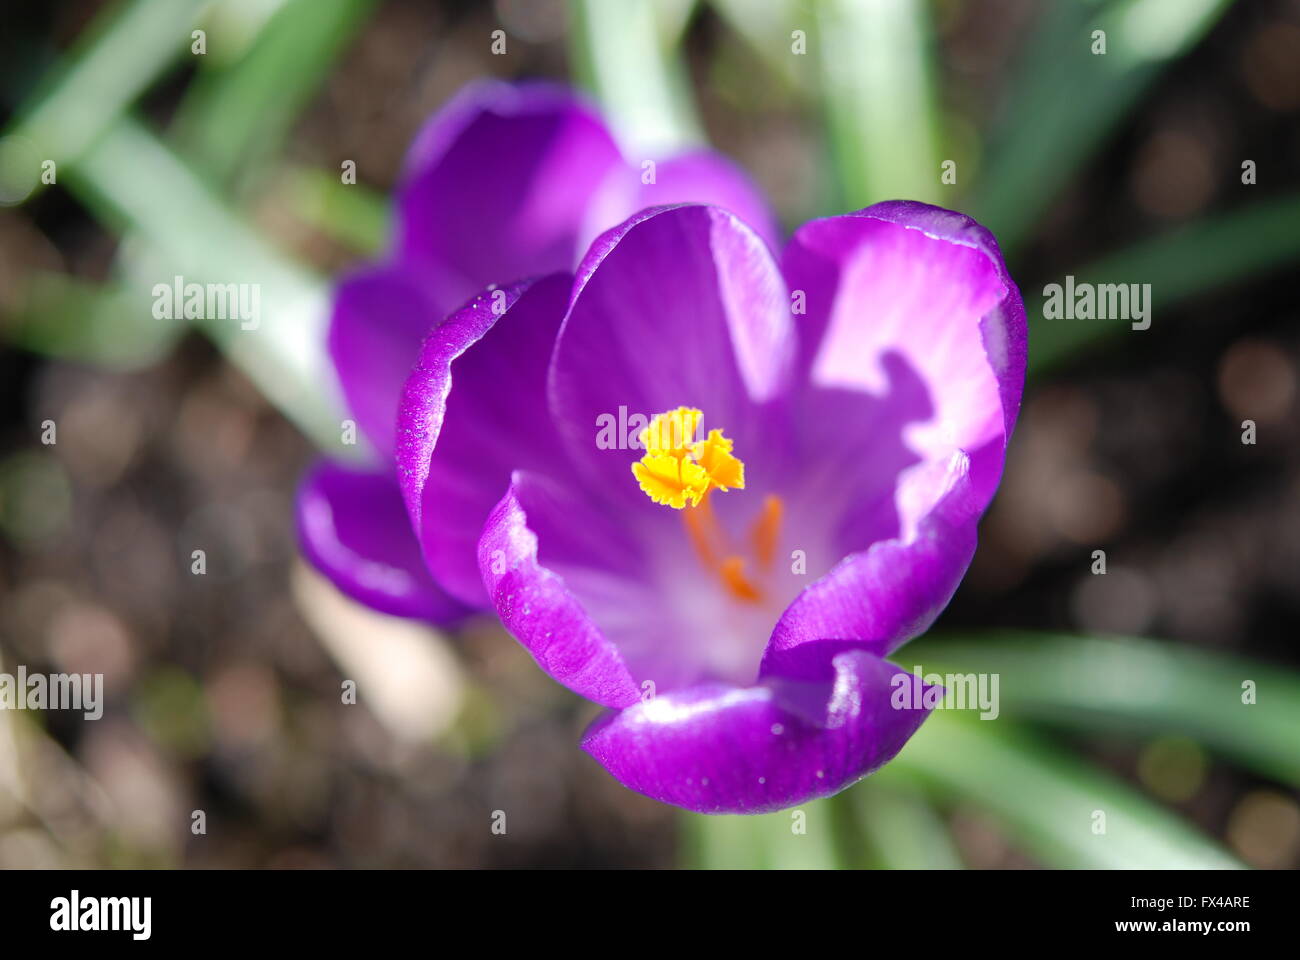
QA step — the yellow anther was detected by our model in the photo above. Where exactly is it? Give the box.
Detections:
[632,408,745,510]
[632,453,710,509]
[638,406,701,458]
[692,429,744,491]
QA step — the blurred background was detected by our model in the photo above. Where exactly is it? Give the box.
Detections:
[0,0,1298,869]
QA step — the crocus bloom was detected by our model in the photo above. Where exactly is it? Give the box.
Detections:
[396,200,1026,813]
[296,81,774,622]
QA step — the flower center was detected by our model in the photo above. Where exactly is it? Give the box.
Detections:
[631,407,783,604]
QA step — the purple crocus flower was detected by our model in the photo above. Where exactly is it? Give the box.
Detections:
[394,199,1026,814]
[296,81,774,623]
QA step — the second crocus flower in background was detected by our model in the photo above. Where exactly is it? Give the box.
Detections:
[296,81,776,622]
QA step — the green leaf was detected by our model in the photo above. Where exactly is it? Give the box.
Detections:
[816,0,942,210]
[707,0,815,91]
[1027,194,1300,373]
[63,115,351,453]
[681,797,843,869]
[910,631,1300,788]
[654,0,701,48]
[973,0,1236,257]
[846,778,963,869]
[6,0,212,191]
[284,165,390,256]
[172,0,375,188]
[1,270,181,368]
[892,711,1244,869]
[568,0,701,154]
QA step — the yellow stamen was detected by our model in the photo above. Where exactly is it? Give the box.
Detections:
[632,453,709,509]
[632,407,744,510]
[751,494,784,571]
[638,406,701,459]
[693,429,744,491]
[634,407,768,603]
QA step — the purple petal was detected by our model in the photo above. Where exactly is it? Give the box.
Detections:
[295,460,468,624]
[478,471,645,709]
[839,200,1027,442]
[581,649,936,814]
[396,81,623,302]
[783,200,1025,507]
[761,452,980,679]
[766,202,1027,674]
[549,204,796,508]
[395,274,571,608]
[328,266,437,460]
[577,150,781,258]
